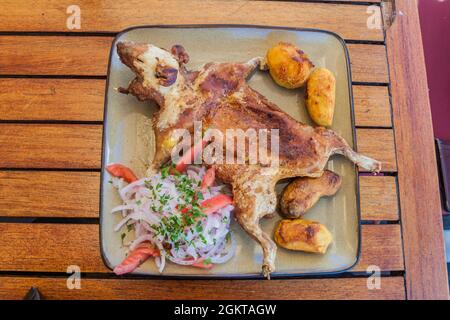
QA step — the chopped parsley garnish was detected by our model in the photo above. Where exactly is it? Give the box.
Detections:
[143,165,216,250]
[198,234,207,244]
[161,165,170,179]
[195,220,203,233]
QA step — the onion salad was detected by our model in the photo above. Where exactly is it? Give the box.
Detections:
[106,163,236,275]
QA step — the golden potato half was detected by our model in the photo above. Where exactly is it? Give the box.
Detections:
[266,42,314,89]
[274,219,332,254]
[305,67,336,127]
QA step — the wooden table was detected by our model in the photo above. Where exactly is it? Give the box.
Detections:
[0,0,447,300]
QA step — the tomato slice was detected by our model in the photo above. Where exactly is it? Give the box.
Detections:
[192,261,213,269]
[178,194,233,216]
[200,167,215,190]
[187,258,214,269]
[174,137,208,173]
[200,194,233,215]
[106,163,138,183]
[177,205,189,214]
[113,243,160,275]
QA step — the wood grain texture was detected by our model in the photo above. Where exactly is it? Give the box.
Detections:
[0,171,398,220]
[357,129,397,172]
[0,124,394,172]
[0,171,100,218]
[0,124,102,169]
[0,36,111,76]
[0,79,105,121]
[0,223,403,273]
[385,0,449,299]
[320,0,380,2]
[353,85,392,127]
[0,0,383,41]
[0,78,390,127]
[359,176,398,221]
[347,44,389,83]
[0,276,405,300]
[0,36,388,84]
[359,224,403,271]
[0,0,407,301]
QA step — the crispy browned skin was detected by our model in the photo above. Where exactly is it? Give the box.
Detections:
[280,170,342,218]
[116,41,381,277]
[274,219,332,254]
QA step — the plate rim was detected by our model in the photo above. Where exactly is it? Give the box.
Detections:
[99,24,361,279]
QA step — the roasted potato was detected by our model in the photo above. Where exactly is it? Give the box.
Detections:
[266,42,314,89]
[280,170,342,218]
[305,67,336,127]
[274,219,332,254]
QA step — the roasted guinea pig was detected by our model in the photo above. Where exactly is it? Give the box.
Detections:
[274,219,332,254]
[280,170,342,218]
[116,41,381,277]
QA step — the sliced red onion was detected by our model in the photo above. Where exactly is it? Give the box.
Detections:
[111,204,136,213]
[129,234,153,251]
[210,235,237,264]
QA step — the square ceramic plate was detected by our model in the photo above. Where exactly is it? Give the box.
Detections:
[100,25,360,278]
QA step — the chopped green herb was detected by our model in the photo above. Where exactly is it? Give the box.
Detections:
[195,221,203,233]
[199,234,207,244]
[161,165,170,178]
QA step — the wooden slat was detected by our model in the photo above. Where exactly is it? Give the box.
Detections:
[0,36,111,76]
[358,224,403,272]
[385,0,449,299]
[0,125,394,171]
[357,129,397,172]
[0,276,405,300]
[0,0,383,41]
[348,44,389,83]
[0,171,397,220]
[0,79,105,121]
[353,85,392,127]
[0,78,390,128]
[360,176,398,221]
[0,171,100,218]
[0,223,403,273]
[0,223,106,273]
[321,0,380,1]
[0,36,388,84]
[0,124,102,169]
